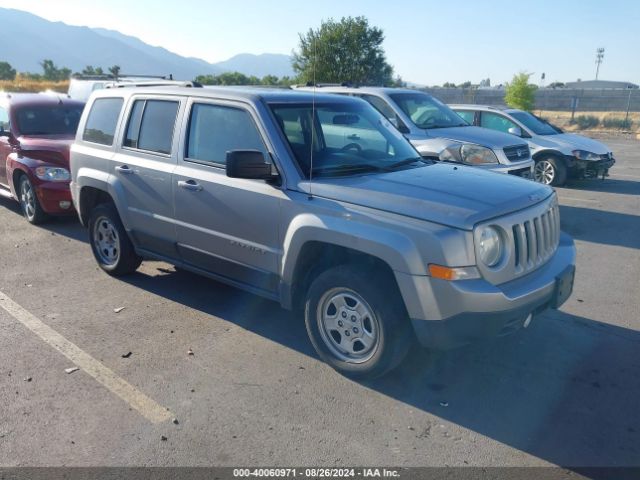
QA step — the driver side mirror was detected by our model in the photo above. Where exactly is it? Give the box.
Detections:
[508,126,523,137]
[226,150,274,180]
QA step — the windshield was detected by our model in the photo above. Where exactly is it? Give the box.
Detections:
[15,105,84,136]
[270,101,424,178]
[389,92,469,129]
[510,111,560,136]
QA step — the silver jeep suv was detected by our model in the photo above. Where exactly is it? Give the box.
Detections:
[70,86,576,378]
[294,86,534,178]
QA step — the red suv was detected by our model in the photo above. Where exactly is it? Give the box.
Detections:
[0,93,85,224]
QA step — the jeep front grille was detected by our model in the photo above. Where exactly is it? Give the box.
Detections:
[503,144,531,162]
[511,203,560,275]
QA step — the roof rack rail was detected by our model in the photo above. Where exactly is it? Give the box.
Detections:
[104,80,202,90]
[293,81,358,88]
[71,73,175,81]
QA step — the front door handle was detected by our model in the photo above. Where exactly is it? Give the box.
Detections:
[115,165,135,175]
[178,180,203,192]
[347,134,360,140]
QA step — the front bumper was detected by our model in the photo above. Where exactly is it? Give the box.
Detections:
[490,160,535,179]
[35,181,75,215]
[396,232,576,349]
[566,155,616,178]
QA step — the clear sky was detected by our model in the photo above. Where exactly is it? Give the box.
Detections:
[2,0,638,85]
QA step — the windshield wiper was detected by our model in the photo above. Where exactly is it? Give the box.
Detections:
[311,163,385,177]
[384,157,427,170]
[424,124,467,129]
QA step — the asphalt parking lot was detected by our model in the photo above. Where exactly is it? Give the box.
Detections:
[0,135,638,468]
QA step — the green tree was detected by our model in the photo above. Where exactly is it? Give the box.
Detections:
[40,59,70,81]
[442,82,456,88]
[0,61,16,80]
[504,72,538,111]
[292,16,394,86]
[261,74,279,85]
[109,65,121,78]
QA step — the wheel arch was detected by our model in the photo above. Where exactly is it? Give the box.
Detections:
[78,185,114,226]
[280,216,423,311]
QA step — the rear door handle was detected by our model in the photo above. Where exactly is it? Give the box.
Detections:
[115,165,135,175]
[178,180,203,192]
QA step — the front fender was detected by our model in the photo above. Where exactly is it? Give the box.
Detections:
[6,153,38,197]
[280,212,428,287]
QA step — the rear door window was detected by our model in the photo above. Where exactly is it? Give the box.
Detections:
[185,103,266,166]
[124,99,179,155]
[83,98,124,145]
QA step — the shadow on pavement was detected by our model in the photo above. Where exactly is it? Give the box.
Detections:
[566,178,640,196]
[560,205,640,249]
[122,267,640,469]
[0,195,86,242]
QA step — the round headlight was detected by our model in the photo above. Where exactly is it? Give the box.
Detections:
[478,226,502,267]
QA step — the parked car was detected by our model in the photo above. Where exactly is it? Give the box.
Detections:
[0,93,85,224]
[293,86,534,178]
[450,105,616,186]
[70,87,575,379]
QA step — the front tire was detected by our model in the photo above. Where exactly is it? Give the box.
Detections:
[88,203,141,276]
[18,174,48,225]
[304,265,412,379]
[534,157,567,186]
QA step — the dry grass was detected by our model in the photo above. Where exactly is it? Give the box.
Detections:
[0,75,69,94]
[538,110,640,133]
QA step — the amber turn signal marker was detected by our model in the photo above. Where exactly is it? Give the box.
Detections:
[428,264,456,280]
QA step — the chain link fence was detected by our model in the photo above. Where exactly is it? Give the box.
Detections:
[423,87,638,113]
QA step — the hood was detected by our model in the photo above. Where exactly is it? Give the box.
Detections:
[299,163,553,230]
[423,125,525,149]
[17,135,74,167]
[531,133,610,155]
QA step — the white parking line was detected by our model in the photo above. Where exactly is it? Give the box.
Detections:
[611,173,640,179]
[0,291,172,424]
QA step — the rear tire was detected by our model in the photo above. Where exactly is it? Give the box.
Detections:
[304,265,412,379]
[18,174,48,225]
[534,156,567,186]
[88,203,141,276]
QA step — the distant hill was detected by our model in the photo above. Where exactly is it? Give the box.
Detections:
[215,53,296,78]
[0,7,294,80]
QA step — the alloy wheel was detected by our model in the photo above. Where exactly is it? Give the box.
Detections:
[19,177,37,221]
[534,160,555,185]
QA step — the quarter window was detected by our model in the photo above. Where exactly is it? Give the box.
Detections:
[186,103,266,166]
[83,98,124,145]
[124,99,179,155]
[455,110,475,124]
[360,95,396,121]
[480,112,518,134]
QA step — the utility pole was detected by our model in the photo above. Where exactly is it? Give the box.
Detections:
[595,48,605,80]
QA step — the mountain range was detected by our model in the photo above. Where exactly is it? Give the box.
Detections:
[0,7,295,80]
